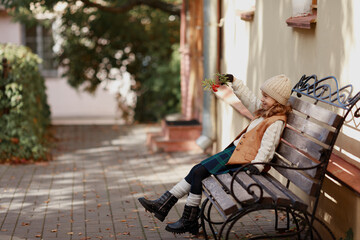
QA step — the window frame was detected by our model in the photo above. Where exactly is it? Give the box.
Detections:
[23,24,58,78]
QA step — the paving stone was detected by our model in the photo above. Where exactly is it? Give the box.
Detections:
[0,124,301,240]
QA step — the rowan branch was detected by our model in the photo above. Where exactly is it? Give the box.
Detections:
[80,0,181,16]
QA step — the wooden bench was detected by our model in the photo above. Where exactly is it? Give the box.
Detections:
[201,75,360,240]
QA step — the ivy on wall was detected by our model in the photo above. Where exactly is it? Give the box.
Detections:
[0,44,51,163]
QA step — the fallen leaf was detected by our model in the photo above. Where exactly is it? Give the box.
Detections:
[97,204,102,208]
[67,232,74,235]
[123,232,130,235]
[51,229,57,232]
[0,229,7,232]
[21,222,30,226]
[35,234,41,238]
[120,220,127,222]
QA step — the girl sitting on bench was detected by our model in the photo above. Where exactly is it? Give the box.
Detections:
[138,74,293,235]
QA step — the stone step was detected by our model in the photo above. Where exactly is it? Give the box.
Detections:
[147,119,203,152]
[162,120,202,140]
[146,131,163,146]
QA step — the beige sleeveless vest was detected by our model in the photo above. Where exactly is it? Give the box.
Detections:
[226,115,286,166]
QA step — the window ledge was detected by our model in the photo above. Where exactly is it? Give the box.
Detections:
[286,13,317,29]
[236,10,255,22]
[327,153,360,195]
[215,88,360,195]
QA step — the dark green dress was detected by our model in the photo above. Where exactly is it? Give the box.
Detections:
[200,144,244,174]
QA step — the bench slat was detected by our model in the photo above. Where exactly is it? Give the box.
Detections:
[202,176,238,215]
[233,172,273,205]
[288,96,343,128]
[287,112,335,145]
[215,173,255,204]
[251,175,292,206]
[273,156,320,196]
[263,174,308,211]
[277,142,319,177]
[282,127,326,161]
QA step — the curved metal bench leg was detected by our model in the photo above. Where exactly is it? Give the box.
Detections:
[303,212,314,240]
[305,214,336,240]
[206,202,219,240]
[221,210,247,240]
[289,209,301,239]
[274,207,290,231]
[200,198,222,240]
[313,216,336,240]
[218,208,310,240]
[218,207,257,240]
[200,199,210,240]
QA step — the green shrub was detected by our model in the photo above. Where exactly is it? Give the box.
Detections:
[0,44,51,163]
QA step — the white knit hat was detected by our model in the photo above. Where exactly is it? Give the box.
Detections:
[260,74,292,105]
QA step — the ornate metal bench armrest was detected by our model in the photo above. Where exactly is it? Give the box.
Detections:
[229,162,322,205]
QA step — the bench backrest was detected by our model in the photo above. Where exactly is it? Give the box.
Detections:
[272,75,360,197]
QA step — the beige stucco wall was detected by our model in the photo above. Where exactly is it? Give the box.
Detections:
[214,0,360,239]
[0,12,22,45]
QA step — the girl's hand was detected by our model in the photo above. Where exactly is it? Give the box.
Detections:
[221,74,233,84]
[202,73,233,92]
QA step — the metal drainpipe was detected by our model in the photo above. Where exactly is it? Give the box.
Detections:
[196,0,220,150]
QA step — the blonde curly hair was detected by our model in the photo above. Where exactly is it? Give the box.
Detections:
[254,102,292,118]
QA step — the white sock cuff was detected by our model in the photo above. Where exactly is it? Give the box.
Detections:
[169,179,191,199]
[186,193,202,207]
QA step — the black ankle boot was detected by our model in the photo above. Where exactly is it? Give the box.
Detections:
[165,205,200,235]
[138,191,178,222]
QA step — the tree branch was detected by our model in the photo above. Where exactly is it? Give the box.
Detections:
[80,0,181,16]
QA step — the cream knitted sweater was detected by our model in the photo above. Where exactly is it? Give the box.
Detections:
[231,77,285,172]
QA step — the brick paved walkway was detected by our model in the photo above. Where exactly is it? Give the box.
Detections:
[0,124,297,240]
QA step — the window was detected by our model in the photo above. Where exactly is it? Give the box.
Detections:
[24,25,58,77]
